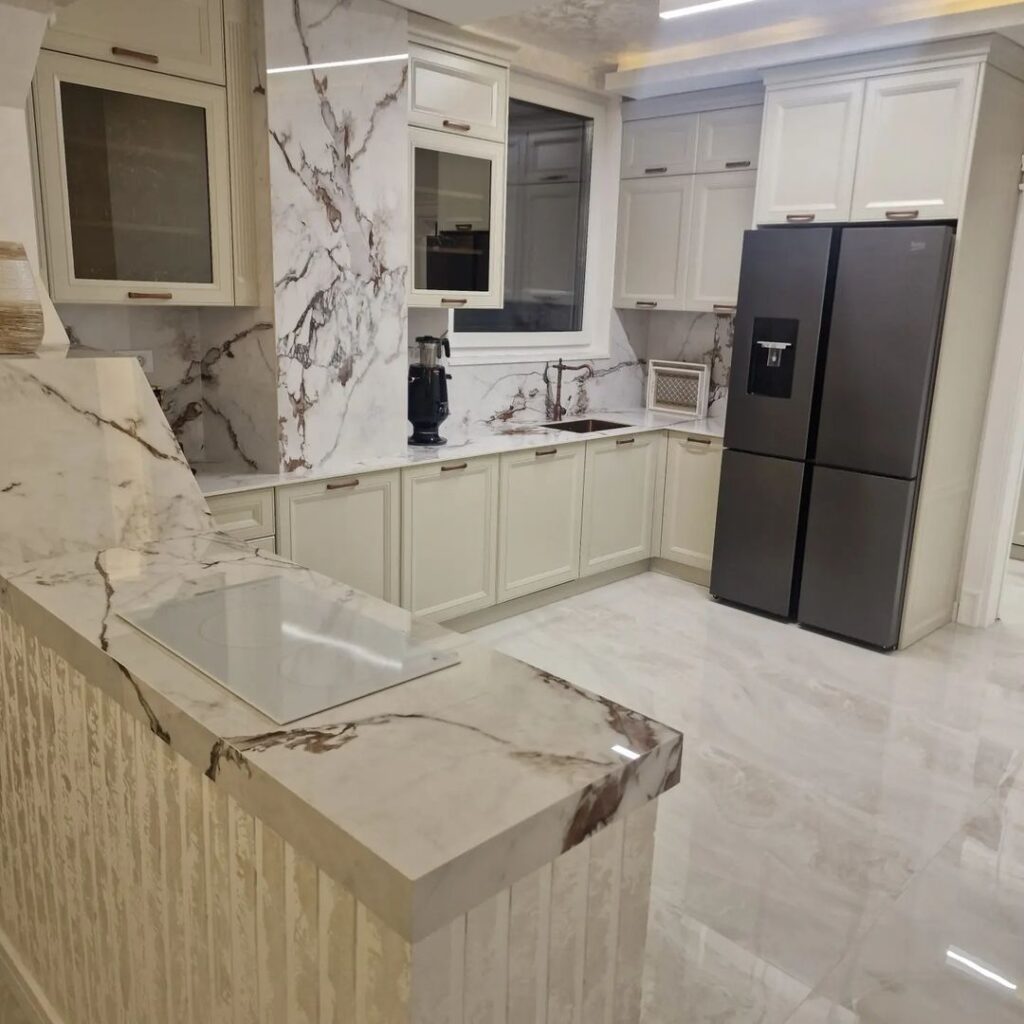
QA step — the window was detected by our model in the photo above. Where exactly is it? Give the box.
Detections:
[454,99,592,334]
[448,76,619,365]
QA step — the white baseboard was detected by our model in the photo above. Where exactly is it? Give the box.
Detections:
[0,927,62,1024]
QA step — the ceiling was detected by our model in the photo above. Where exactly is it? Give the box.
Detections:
[443,0,1024,94]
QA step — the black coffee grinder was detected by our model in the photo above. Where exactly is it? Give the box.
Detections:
[408,334,451,446]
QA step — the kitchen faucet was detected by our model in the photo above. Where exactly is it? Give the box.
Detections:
[545,358,591,422]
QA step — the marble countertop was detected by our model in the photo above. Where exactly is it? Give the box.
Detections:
[193,409,726,496]
[0,359,683,941]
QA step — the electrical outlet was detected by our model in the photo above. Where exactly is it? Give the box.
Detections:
[133,350,155,375]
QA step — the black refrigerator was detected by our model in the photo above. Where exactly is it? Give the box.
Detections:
[710,223,955,650]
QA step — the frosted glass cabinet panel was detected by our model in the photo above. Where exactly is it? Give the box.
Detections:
[34,51,233,304]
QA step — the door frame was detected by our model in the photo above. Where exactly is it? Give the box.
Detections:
[958,192,1024,626]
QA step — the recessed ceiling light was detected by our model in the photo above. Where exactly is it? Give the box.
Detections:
[660,0,760,20]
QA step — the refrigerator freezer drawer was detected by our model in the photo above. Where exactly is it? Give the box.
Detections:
[711,449,807,618]
[725,226,837,461]
[814,224,954,478]
[798,467,917,650]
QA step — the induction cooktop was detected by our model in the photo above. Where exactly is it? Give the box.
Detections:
[119,575,460,724]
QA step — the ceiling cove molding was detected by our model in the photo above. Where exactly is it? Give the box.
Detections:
[605,4,1024,97]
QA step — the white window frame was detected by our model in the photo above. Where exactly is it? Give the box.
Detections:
[447,73,621,366]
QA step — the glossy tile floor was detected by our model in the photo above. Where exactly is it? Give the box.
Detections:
[470,563,1024,1023]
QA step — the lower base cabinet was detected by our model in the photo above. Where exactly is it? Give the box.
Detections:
[402,455,499,620]
[660,433,724,571]
[580,432,664,577]
[497,444,586,602]
[275,470,401,602]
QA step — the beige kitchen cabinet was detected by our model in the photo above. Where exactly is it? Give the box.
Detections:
[660,433,723,574]
[580,433,664,577]
[621,113,698,179]
[43,0,224,84]
[685,169,757,312]
[614,175,692,310]
[850,65,979,222]
[755,79,865,225]
[276,471,401,604]
[497,444,586,602]
[206,487,275,541]
[408,46,508,143]
[33,50,234,305]
[402,456,499,620]
[695,105,763,173]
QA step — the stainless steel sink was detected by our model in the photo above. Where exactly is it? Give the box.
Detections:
[542,418,628,434]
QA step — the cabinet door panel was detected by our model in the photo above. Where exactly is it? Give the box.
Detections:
[498,445,585,601]
[409,47,508,142]
[696,105,762,173]
[207,488,275,541]
[685,169,756,312]
[851,65,979,222]
[621,113,698,178]
[402,456,499,620]
[614,176,692,310]
[276,471,401,604]
[755,80,864,224]
[660,434,723,573]
[44,0,225,85]
[580,433,662,576]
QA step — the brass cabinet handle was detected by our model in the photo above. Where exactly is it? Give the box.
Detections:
[786,214,816,223]
[644,166,668,175]
[725,160,752,169]
[443,119,471,132]
[440,298,468,307]
[535,447,557,457]
[112,45,159,64]
[326,478,359,490]
[441,462,468,472]
[636,301,658,308]
[886,209,920,220]
[616,437,636,446]
[128,291,173,300]
[686,436,713,447]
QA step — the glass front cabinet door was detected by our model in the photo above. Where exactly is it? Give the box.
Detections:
[33,50,233,305]
[409,127,506,309]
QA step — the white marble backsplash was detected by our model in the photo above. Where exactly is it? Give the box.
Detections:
[265,0,409,473]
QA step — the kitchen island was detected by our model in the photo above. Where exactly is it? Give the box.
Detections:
[0,358,683,1024]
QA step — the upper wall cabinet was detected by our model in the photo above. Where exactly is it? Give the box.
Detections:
[755,80,865,224]
[621,113,698,179]
[409,46,509,143]
[850,65,980,222]
[44,0,225,85]
[695,105,762,173]
[34,51,234,305]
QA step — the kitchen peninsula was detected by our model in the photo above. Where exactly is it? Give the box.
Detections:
[0,357,683,1023]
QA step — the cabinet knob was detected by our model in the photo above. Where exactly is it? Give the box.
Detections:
[885,209,920,220]
[111,45,159,64]
[785,214,816,223]
[442,119,472,132]
[616,437,636,446]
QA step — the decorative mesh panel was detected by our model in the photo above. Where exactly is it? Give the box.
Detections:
[654,371,700,412]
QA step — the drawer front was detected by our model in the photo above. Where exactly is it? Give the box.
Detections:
[409,47,508,142]
[206,488,275,541]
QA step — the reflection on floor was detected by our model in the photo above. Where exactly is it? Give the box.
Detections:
[0,971,32,1024]
[470,563,1024,1024]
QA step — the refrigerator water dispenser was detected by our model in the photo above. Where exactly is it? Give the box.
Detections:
[748,317,798,398]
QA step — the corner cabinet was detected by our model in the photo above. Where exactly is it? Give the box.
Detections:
[276,471,401,604]
[408,45,509,310]
[659,433,723,576]
[580,433,664,576]
[43,0,225,85]
[497,444,586,602]
[33,50,234,305]
[401,456,500,621]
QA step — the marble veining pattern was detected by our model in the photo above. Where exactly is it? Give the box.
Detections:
[265,0,409,472]
[0,359,212,567]
[469,566,1024,1023]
